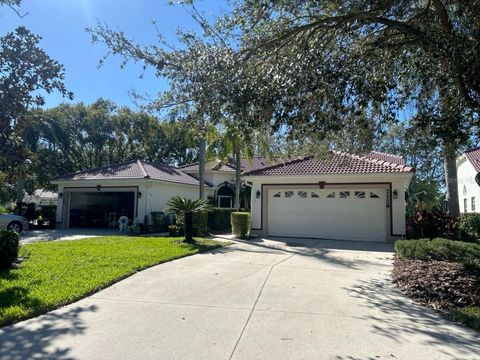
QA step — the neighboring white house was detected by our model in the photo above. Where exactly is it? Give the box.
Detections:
[243,151,414,242]
[23,189,58,206]
[51,151,414,243]
[457,147,480,214]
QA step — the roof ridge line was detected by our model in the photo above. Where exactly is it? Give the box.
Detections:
[243,156,310,176]
[51,159,138,181]
[137,160,150,179]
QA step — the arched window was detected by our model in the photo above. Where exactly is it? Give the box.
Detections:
[463,185,467,195]
[217,185,234,208]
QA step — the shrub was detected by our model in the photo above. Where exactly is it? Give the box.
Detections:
[39,205,56,219]
[395,238,480,268]
[0,230,20,270]
[150,212,165,232]
[459,213,480,241]
[0,205,7,214]
[406,208,459,240]
[208,208,237,232]
[193,211,209,236]
[176,211,209,236]
[231,212,251,239]
[449,307,480,331]
[12,202,37,222]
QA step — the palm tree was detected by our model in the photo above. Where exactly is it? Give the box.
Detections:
[166,196,212,243]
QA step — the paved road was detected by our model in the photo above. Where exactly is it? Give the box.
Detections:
[1,237,479,359]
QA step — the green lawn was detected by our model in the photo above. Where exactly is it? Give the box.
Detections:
[0,236,226,327]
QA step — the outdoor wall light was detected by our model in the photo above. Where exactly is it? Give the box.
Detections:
[393,189,398,199]
[58,192,63,198]
[96,185,102,191]
[256,190,261,199]
[137,192,142,199]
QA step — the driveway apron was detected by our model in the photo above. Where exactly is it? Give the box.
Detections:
[0,237,479,360]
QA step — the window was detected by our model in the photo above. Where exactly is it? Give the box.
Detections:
[311,192,320,198]
[326,192,336,198]
[472,197,476,212]
[464,198,468,213]
[463,185,467,195]
[354,191,365,199]
[370,192,380,199]
[272,192,281,198]
[285,191,294,198]
[298,191,307,198]
[339,191,350,198]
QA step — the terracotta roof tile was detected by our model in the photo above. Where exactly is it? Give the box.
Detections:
[243,152,413,176]
[53,160,208,186]
[363,151,405,165]
[464,147,480,173]
[178,156,277,174]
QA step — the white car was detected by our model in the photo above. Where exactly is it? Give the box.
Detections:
[0,214,29,232]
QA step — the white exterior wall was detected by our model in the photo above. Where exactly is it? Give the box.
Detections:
[456,157,480,213]
[53,179,213,228]
[141,180,214,218]
[246,173,412,242]
[184,170,235,187]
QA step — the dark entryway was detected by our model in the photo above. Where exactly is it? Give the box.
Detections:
[217,185,234,208]
[69,191,135,228]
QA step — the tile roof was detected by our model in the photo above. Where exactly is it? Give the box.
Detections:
[53,160,207,187]
[363,151,405,165]
[178,156,276,174]
[243,152,413,176]
[464,147,480,172]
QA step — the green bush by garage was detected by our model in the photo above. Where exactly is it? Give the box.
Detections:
[207,208,238,232]
[231,212,251,239]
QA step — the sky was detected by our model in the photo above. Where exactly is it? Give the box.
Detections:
[0,0,227,109]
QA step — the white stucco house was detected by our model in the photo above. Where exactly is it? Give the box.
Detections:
[23,189,58,206]
[51,160,214,229]
[457,147,480,214]
[244,152,414,242]
[52,151,413,242]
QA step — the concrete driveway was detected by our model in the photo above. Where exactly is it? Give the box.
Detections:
[1,237,479,360]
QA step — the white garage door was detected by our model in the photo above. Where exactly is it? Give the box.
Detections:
[267,188,387,242]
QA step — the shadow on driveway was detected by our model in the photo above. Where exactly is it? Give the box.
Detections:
[0,305,97,360]
[214,235,393,270]
[344,277,480,358]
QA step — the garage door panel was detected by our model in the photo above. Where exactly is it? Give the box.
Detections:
[267,188,387,242]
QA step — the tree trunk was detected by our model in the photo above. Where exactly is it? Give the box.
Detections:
[16,171,25,214]
[444,144,460,217]
[234,147,241,210]
[198,130,206,200]
[184,211,193,243]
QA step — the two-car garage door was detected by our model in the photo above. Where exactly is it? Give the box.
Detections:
[267,188,387,242]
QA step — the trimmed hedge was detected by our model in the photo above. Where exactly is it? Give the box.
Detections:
[459,213,480,241]
[176,211,209,236]
[395,238,480,268]
[207,208,237,232]
[150,211,165,232]
[231,212,251,239]
[0,230,20,270]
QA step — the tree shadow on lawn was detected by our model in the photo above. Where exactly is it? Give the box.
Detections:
[0,304,97,360]
[344,277,480,359]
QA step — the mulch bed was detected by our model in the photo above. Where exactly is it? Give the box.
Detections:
[392,256,480,311]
